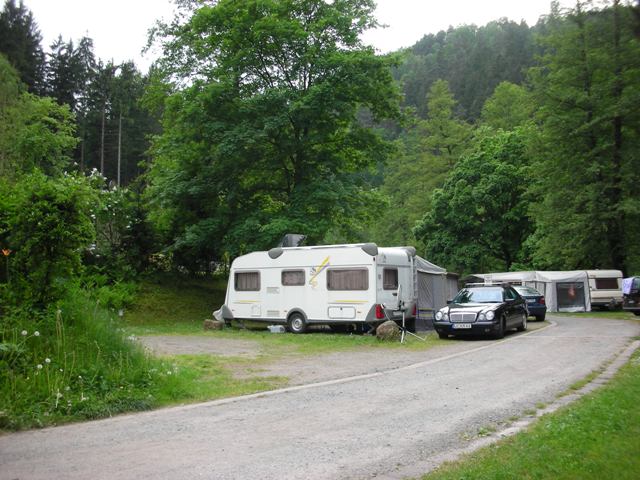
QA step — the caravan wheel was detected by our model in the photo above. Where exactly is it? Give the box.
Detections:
[287,313,307,334]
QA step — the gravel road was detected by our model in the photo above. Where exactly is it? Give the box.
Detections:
[1,315,638,480]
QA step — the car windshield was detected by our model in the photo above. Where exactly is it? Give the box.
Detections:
[453,287,503,304]
[515,287,541,296]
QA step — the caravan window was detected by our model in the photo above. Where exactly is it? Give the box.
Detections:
[235,271,260,291]
[327,269,368,291]
[282,270,305,286]
[595,278,618,290]
[383,268,399,290]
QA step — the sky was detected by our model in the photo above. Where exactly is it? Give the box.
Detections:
[23,0,577,72]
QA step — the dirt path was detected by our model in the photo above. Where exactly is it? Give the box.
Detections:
[137,321,549,386]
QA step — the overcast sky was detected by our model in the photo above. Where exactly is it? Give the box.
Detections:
[23,0,576,72]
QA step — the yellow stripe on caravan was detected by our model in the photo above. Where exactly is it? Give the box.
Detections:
[331,300,368,304]
[234,300,259,304]
[309,255,330,287]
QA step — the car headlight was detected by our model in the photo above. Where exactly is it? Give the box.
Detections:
[478,313,485,321]
[443,313,449,321]
[435,311,443,321]
[486,311,495,321]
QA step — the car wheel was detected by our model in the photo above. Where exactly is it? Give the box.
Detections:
[517,312,527,332]
[535,313,546,321]
[437,331,448,340]
[287,313,307,334]
[493,316,505,339]
[634,311,640,317]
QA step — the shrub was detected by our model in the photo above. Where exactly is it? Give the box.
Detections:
[0,172,96,309]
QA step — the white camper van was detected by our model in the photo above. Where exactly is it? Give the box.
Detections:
[219,243,417,333]
[586,269,623,309]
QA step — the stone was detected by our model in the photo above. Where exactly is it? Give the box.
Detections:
[376,320,400,341]
[204,319,224,331]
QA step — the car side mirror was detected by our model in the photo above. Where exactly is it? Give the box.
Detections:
[446,300,452,305]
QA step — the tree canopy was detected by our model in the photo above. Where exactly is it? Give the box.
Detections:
[146,0,401,267]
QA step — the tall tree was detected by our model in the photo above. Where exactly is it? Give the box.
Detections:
[414,129,532,274]
[528,0,640,273]
[480,81,534,130]
[0,0,44,92]
[374,80,472,247]
[147,0,401,267]
[46,36,96,114]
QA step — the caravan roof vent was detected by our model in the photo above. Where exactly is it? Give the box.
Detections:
[268,247,283,259]
[361,243,378,256]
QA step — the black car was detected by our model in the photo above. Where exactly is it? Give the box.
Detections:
[434,284,528,339]
[514,285,547,321]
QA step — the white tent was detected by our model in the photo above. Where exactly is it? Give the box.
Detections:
[415,256,458,329]
[473,271,591,312]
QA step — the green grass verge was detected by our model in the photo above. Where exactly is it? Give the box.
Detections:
[554,310,639,320]
[422,349,640,480]
[123,273,226,334]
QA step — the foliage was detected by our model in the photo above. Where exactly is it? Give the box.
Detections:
[45,35,96,115]
[0,286,200,430]
[0,171,96,308]
[396,19,535,120]
[79,60,158,184]
[528,1,640,273]
[0,57,77,177]
[414,129,532,274]
[0,0,45,93]
[375,80,472,247]
[480,81,535,130]
[85,183,157,279]
[147,0,401,268]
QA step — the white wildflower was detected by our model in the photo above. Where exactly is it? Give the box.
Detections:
[36,364,43,370]
[34,331,40,337]
[45,358,51,364]
[21,330,27,336]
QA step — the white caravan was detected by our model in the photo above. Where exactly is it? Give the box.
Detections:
[219,243,417,333]
[586,269,623,309]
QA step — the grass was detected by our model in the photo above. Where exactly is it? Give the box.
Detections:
[554,310,639,321]
[123,273,226,335]
[421,349,640,480]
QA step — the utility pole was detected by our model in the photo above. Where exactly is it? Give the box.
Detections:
[117,110,122,187]
[100,105,105,175]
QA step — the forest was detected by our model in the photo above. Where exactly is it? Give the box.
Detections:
[0,0,639,426]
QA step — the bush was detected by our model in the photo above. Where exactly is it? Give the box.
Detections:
[0,172,96,309]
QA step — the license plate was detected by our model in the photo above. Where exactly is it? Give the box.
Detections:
[452,323,472,329]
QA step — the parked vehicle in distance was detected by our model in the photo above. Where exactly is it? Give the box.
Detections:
[433,284,528,339]
[586,269,623,310]
[622,276,640,316]
[514,285,547,321]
